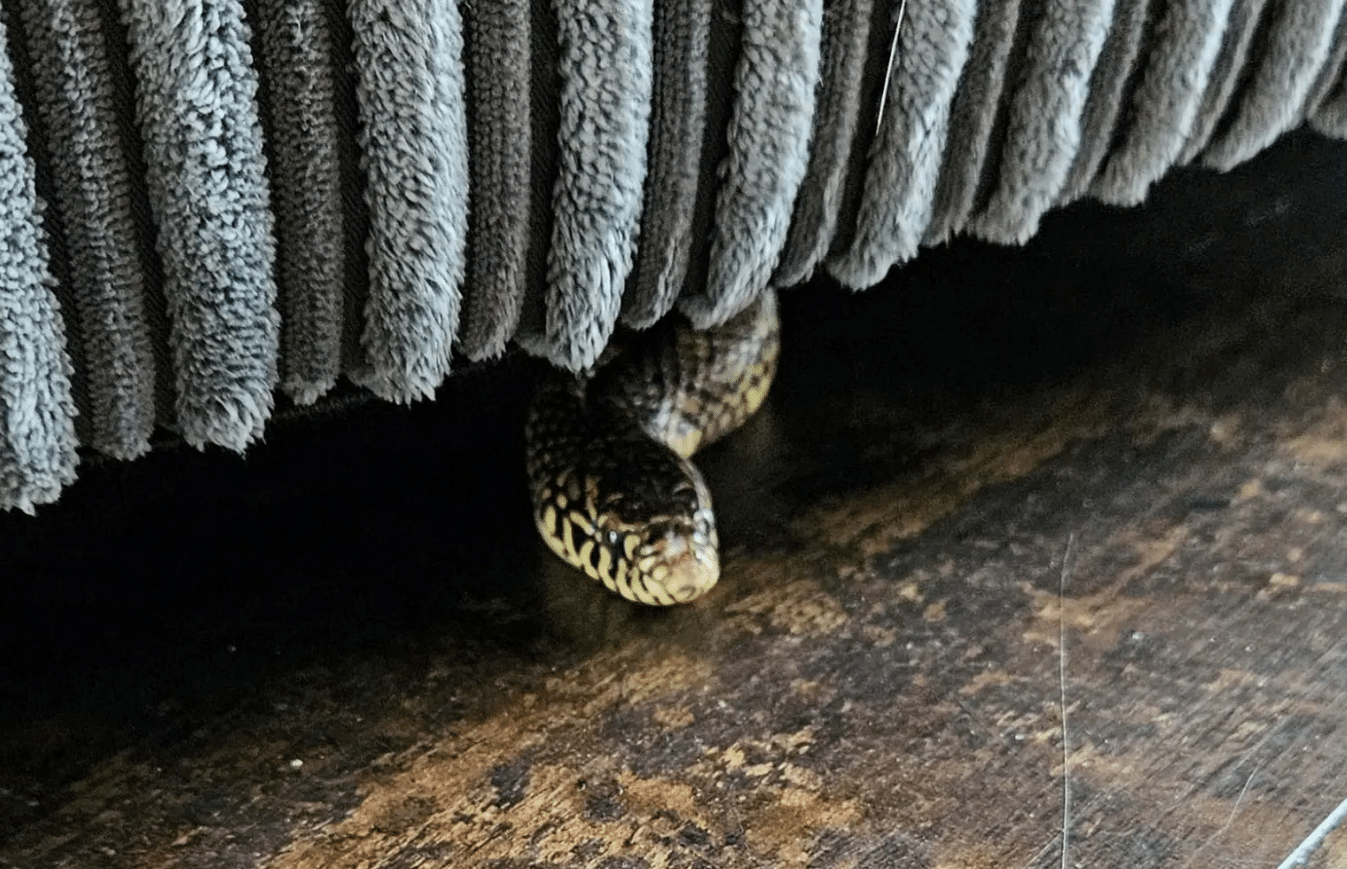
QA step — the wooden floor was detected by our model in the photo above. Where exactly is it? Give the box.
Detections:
[3,133,1347,868]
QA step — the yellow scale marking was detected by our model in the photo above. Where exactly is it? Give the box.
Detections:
[596,544,613,584]
[570,511,594,536]
[562,516,577,559]
[615,565,635,601]
[645,576,673,606]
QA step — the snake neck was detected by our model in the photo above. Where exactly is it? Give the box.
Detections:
[589,291,780,458]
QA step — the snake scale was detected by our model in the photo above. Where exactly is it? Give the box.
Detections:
[525,291,780,605]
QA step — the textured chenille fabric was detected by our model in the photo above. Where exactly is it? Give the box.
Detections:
[972,0,1117,244]
[1305,9,1347,130]
[1200,0,1345,172]
[254,0,347,405]
[458,0,532,360]
[1313,25,1347,139]
[828,0,976,289]
[514,0,653,371]
[121,0,281,451]
[349,0,469,402]
[678,0,823,329]
[771,0,873,289]
[0,14,78,514]
[11,0,158,460]
[923,0,1023,248]
[1178,0,1273,165]
[0,0,1343,509]
[1056,0,1151,206]
[621,0,711,328]
[1091,0,1234,205]
[12,0,158,460]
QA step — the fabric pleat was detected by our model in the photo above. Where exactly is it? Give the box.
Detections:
[1200,0,1345,171]
[0,15,78,513]
[1092,0,1235,204]
[972,0,1118,244]
[524,0,653,371]
[13,0,156,459]
[1056,0,1151,206]
[680,0,824,329]
[458,0,532,360]
[621,0,712,327]
[1177,0,1273,164]
[2,0,1344,509]
[1312,35,1347,138]
[255,0,346,405]
[772,0,874,289]
[923,0,1023,246]
[1303,8,1347,122]
[828,0,976,289]
[119,0,280,451]
[348,0,469,402]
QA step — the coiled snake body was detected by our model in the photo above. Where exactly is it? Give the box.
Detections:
[525,292,779,605]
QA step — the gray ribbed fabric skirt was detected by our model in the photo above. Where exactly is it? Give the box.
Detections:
[1,0,1344,511]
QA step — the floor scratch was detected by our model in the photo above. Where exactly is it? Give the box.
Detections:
[1180,760,1265,869]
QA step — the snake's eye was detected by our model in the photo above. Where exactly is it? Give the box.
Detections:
[607,530,620,546]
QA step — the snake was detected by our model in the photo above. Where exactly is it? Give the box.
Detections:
[525,291,780,605]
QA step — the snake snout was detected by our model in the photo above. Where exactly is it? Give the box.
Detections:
[643,524,719,603]
[660,546,720,602]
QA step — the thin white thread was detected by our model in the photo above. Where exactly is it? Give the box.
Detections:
[875,0,909,137]
[1058,533,1077,869]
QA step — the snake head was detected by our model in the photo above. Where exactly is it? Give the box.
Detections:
[532,409,725,606]
[632,507,720,604]
[589,451,719,605]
